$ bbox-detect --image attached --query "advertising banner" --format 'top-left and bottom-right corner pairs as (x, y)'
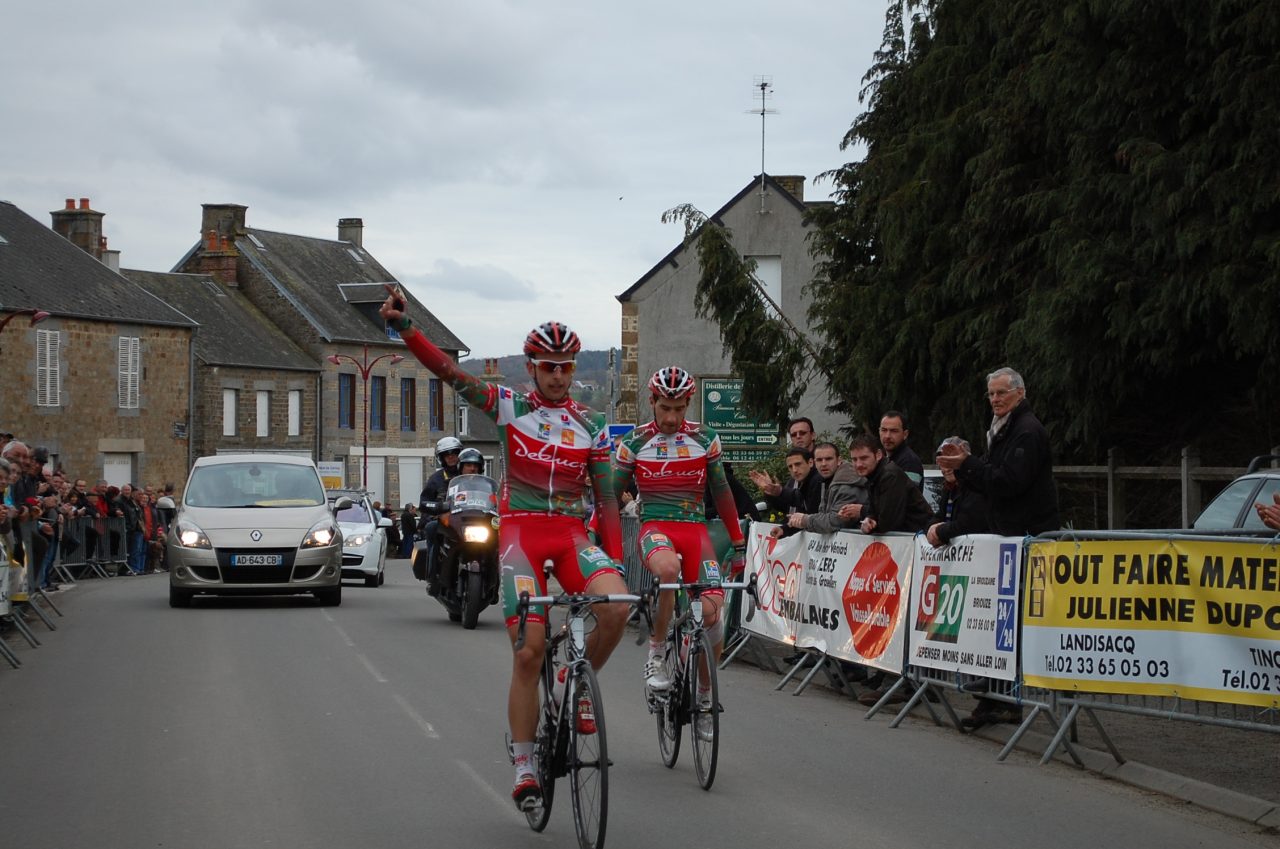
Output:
(743, 523), (916, 672)
(907, 535), (1022, 681)
(1022, 537), (1280, 708)
(317, 461), (344, 491)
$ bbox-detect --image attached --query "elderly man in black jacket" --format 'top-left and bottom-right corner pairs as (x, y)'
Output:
(936, 367), (1059, 536)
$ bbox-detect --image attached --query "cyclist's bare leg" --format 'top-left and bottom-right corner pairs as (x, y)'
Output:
(645, 548), (681, 641)
(582, 570), (629, 669)
(508, 623), (546, 742)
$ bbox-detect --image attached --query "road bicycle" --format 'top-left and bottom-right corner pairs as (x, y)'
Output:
(511, 582), (640, 849)
(638, 574), (758, 790)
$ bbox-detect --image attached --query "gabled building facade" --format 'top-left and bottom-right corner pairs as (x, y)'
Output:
(0, 199), (195, 488)
(617, 174), (842, 453)
(125, 269), (322, 462)
(173, 205), (468, 509)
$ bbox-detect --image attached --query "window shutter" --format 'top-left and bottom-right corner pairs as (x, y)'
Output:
(117, 337), (141, 408)
(129, 337), (140, 408)
(37, 330), (61, 407)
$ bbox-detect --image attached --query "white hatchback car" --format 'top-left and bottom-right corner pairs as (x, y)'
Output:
(168, 454), (348, 607)
(327, 489), (390, 587)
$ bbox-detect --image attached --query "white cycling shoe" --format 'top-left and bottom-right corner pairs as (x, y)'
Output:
(644, 655), (672, 691)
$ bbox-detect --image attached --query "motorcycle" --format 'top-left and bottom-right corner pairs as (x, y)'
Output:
(412, 474), (500, 629)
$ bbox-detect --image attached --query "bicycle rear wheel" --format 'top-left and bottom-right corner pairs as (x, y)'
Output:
(569, 664), (608, 849)
(525, 672), (560, 831)
(688, 630), (719, 790)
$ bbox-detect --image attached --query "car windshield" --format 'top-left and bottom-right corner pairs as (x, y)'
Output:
(185, 462), (325, 508)
(1193, 477), (1273, 530)
(333, 499), (373, 524)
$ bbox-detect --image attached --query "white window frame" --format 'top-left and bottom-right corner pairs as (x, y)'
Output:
(36, 329), (61, 407)
(222, 389), (238, 436)
(746, 254), (783, 318)
(256, 390), (271, 437)
(117, 336), (141, 409)
(457, 403), (470, 437)
(288, 390), (302, 436)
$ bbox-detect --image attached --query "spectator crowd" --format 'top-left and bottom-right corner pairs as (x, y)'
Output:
(0, 434), (178, 596)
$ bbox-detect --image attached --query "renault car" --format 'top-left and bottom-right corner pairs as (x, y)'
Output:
(168, 454), (349, 607)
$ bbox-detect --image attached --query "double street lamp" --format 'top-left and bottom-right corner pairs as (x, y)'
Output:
(327, 344), (404, 491)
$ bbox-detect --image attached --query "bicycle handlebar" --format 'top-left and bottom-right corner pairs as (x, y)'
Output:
(513, 590), (642, 651)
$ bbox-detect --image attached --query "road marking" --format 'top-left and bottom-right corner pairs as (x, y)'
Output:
(455, 758), (517, 815)
(332, 625), (355, 647)
(394, 693), (441, 739)
(355, 652), (387, 683)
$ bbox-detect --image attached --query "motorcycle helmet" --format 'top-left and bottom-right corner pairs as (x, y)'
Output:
(649, 366), (695, 401)
(523, 321), (581, 356)
(435, 436), (463, 462)
(457, 447), (485, 475)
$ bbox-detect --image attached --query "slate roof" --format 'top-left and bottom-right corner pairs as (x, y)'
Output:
(616, 173), (816, 303)
(175, 227), (467, 353)
(0, 201), (194, 327)
(124, 269), (319, 372)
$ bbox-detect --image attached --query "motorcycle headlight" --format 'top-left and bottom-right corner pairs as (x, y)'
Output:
(302, 520), (340, 548)
(175, 518), (211, 550)
(343, 533), (369, 549)
(463, 525), (491, 544)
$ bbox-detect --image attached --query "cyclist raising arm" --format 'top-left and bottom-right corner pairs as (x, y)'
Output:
(612, 367), (746, 694)
(379, 288), (627, 812)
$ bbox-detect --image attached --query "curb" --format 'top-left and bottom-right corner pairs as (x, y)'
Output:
(970, 722), (1280, 829)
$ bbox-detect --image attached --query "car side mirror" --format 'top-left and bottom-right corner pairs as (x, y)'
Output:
(333, 496), (353, 512)
(378, 516), (393, 528)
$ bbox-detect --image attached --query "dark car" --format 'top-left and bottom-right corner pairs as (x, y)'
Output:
(1192, 455), (1280, 533)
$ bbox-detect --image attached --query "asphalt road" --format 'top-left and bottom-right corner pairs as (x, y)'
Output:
(1, 562), (1273, 849)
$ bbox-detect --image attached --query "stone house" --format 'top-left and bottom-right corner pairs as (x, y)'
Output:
(616, 174), (841, 457)
(173, 205), (468, 509)
(0, 199), (195, 488)
(125, 269), (321, 462)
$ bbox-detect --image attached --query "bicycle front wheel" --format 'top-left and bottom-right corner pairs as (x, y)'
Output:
(656, 635), (682, 768)
(688, 630), (719, 790)
(569, 663), (608, 849)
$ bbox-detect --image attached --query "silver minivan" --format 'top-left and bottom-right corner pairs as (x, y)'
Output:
(167, 454), (349, 608)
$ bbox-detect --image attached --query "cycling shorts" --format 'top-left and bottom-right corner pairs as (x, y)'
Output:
(638, 520), (724, 599)
(500, 513), (621, 627)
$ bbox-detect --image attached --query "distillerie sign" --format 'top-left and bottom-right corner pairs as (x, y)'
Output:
(1022, 538), (1280, 708)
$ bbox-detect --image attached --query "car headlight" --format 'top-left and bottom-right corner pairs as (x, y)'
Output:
(463, 525), (491, 543)
(175, 518), (212, 550)
(343, 533), (370, 549)
(302, 520), (340, 548)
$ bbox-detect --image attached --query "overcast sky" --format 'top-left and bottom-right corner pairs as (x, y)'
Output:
(2, 1), (888, 358)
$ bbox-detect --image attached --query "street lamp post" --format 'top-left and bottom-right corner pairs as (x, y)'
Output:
(0, 308), (51, 353)
(327, 344), (405, 491)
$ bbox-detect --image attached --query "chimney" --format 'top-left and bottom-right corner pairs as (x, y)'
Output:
(50, 197), (106, 260)
(198, 229), (240, 287)
(200, 203), (248, 243)
(773, 175), (806, 202)
(483, 357), (505, 382)
(100, 236), (121, 273)
(338, 217), (364, 248)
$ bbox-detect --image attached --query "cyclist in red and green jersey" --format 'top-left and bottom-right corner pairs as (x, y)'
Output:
(379, 288), (627, 812)
(612, 366), (746, 693)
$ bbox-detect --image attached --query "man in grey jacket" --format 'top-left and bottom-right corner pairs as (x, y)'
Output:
(778, 442), (869, 536)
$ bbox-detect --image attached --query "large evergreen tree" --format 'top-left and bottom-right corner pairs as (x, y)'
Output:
(806, 0), (1280, 463)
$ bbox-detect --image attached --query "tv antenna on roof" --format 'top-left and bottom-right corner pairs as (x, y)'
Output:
(747, 76), (778, 213)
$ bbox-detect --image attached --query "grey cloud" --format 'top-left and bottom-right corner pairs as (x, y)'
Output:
(407, 258), (538, 302)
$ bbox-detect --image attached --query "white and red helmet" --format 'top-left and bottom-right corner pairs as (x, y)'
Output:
(523, 321), (581, 356)
(649, 366), (695, 401)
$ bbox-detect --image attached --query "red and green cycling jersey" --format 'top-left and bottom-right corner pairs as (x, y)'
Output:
(396, 327), (622, 561)
(611, 419), (745, 548)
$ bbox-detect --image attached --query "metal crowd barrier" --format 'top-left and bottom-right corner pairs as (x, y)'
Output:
(726, 524), (1280, 769)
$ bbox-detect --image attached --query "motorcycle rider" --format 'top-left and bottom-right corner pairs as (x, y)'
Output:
(456, 447), (485, 476)
(419, 436), (463, 593)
